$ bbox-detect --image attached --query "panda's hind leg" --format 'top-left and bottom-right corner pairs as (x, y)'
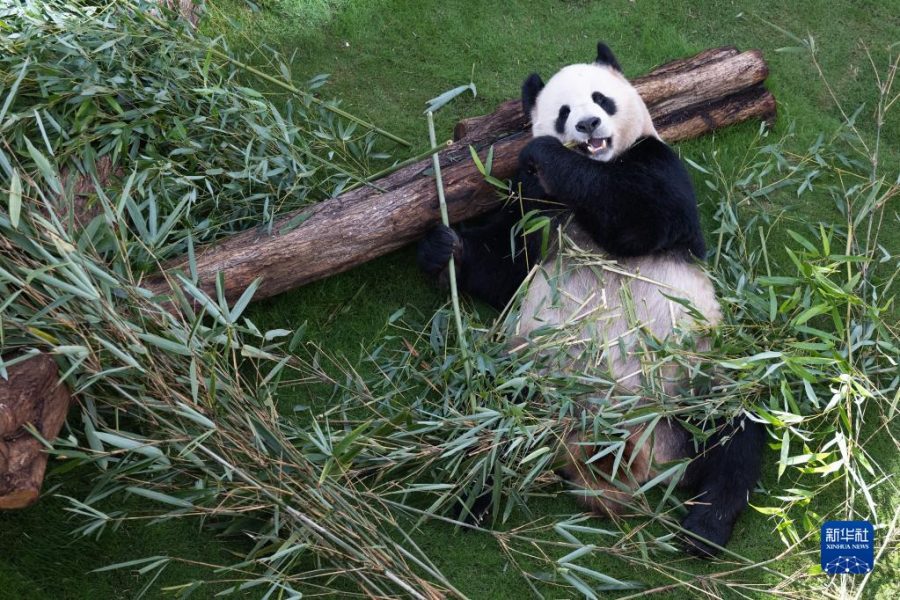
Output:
(679, 416), (766, 557)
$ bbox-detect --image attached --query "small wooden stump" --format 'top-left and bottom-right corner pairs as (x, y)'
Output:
(0, 354), (71, 509)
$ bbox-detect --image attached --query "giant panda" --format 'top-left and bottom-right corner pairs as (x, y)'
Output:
(418, 42), (765, 556)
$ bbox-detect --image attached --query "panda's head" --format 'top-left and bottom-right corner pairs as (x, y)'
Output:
(522, 43), (657, 162)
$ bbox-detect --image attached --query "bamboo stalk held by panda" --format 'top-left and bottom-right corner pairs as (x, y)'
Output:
(142, 47), (776, 306)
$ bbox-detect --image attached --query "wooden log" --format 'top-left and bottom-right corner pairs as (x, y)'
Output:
(143, 48), (776, 304)
(653, 85), (776, 141)
(640, 50), (769, 115)
(0, 354), (71, 509)
(145, 144), (505, 302)
(637, 46), (740, 77)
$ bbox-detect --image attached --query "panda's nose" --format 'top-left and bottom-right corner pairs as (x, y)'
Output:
(575, 117), (600, 134)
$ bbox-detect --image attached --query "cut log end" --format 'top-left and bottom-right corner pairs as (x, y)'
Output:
(0, 354), (71, 510)
(0, 489), (39, 511)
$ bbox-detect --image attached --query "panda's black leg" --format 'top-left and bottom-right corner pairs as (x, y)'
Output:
(418, 207), (540, 310)
(679, 417), (766, 557)
(452, 477), (495, 527)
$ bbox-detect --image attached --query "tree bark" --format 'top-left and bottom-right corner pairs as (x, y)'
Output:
(0, 354), (71, 509)
(653, 85), (775, 141)
(143, 48), (776, 305)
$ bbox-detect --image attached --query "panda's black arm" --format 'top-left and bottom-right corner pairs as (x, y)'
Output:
(418, 206), (541, 310)
(518, 136), (707, 259)
(458, 207), (540, 308)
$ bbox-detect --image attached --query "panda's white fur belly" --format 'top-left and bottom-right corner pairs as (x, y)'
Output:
(513, 223), (721, 471)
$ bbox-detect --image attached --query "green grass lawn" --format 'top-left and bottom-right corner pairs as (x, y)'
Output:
(2, 0), (898, 598)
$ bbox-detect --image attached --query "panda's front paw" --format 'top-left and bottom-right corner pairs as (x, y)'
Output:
(680, 507), (733, 558)
(519, 136), (564, 171)
(418, 224), (463, 280)
(518, 136), (565, 194)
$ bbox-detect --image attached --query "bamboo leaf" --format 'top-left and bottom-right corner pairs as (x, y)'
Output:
(229, 278), (261, 323)
(778, 429), (789, 479)
(0, 56), (28, 125)
(93, 556), (169, 573)
(423, 83), (476, 113)
(125, 487), (194, 509)
(8, 168), (21, 229)
(23, 137), (62, 194)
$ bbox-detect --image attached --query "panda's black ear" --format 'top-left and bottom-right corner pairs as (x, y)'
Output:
(595, 42), (623, 72)
(521, 73), (544, 120)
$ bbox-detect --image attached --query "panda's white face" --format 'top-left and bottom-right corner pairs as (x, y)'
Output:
(530, 63), (657, 162)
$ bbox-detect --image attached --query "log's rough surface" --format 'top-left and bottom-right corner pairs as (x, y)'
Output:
(654, 85), (776, 141)
(0, 354), (70, 509)
(144, 47), (776, 305)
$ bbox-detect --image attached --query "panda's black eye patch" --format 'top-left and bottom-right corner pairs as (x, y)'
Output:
(592, 92), (617, 115)
(554, 105), (570, 134)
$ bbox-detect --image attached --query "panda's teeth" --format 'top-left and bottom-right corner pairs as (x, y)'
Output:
(587, 137), (610, 154)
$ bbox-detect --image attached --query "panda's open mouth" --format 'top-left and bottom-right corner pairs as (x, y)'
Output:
(584, 136), (612, 155)
(574, 136), (612, 157)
